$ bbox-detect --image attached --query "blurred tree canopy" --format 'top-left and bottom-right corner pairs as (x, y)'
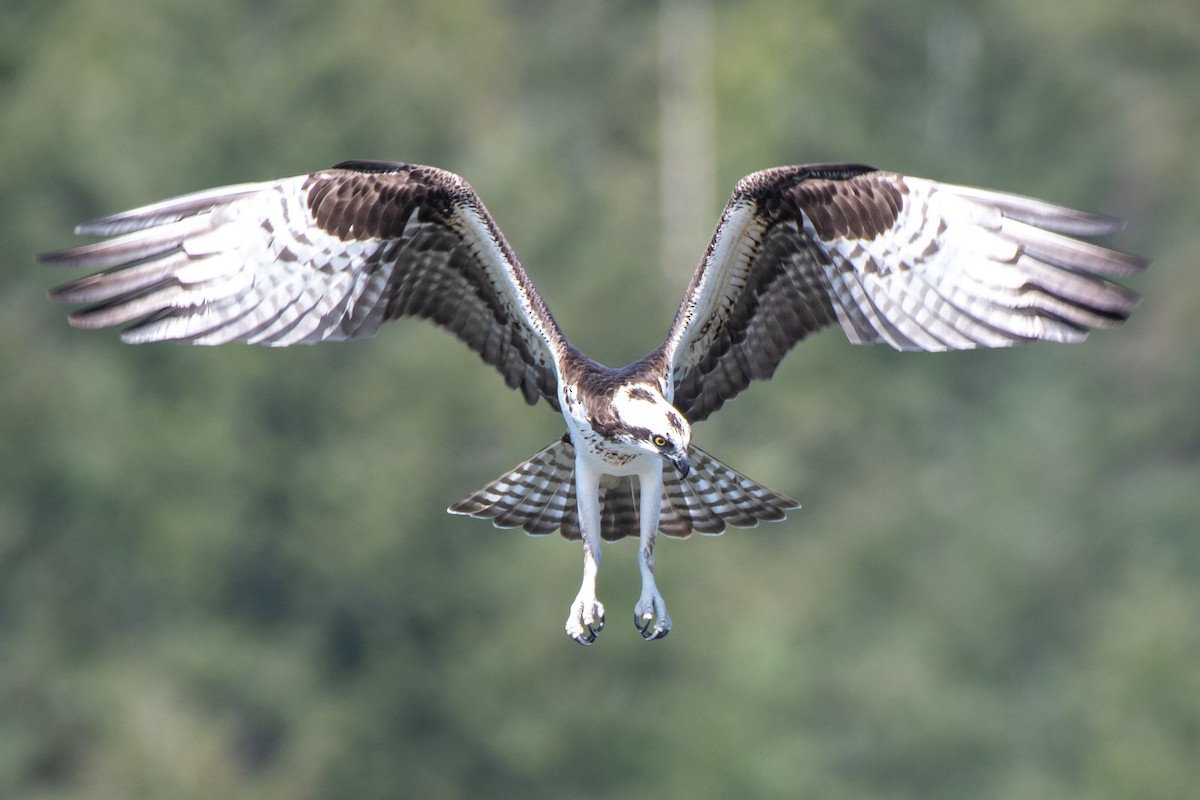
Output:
(2, 1), (1197, 798)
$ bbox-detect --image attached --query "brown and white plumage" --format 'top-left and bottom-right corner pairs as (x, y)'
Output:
(42, 159), (1147, 643)
(658, 164), (1144, 422)
(44, 161), (566, 407)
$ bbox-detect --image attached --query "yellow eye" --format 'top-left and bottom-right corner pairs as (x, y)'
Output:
(652, 435), (668, 448)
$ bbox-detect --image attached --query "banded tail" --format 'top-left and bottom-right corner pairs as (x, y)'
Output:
(448, 437), (798, 541)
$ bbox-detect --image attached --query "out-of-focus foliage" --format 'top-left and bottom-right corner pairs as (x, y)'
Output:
(2, 1), (1197, 798)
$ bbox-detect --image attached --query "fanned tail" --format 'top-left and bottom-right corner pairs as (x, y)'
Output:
(447, 438), (799, 541)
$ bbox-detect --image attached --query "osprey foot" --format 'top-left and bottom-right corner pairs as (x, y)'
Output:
(634, 589), (672, 640)
(565, 595), (606, 645)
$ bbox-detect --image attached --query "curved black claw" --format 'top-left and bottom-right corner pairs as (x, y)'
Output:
(634, 592), (672, 640)
(635, 613), (670, 640)
(570, 615), (604, 646)
(567, 602), (606, 645)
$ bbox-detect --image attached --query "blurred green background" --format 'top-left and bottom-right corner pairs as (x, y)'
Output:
(3, 1), (1197, 798)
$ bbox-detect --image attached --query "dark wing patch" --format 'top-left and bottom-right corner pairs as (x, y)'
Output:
(42, 161), (567, 409)
(307, 161), (460, 240)
(748, 163), (902, 241)
(659, 164), (1148, 423)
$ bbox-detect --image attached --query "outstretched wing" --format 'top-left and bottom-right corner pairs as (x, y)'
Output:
(42, 160), (567, 408)
(659, 164), (1149, 423)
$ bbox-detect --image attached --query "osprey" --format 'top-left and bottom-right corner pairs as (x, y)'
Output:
(42, 160), (1146, 644)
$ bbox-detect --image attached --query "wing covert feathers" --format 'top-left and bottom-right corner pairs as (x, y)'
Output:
(661, 164), (1148, 422)
(448, 439), (798, 541)
(42, 161), (565, 409)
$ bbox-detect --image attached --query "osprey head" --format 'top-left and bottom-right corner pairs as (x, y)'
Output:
(611, 383), (692, 477)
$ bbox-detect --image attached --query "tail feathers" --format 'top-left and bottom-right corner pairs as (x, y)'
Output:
(447, 438), (577, 536)
(448, 438), (799, 541)
(663, 446), (799, 536)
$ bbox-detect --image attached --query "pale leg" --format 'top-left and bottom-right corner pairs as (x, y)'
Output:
(633, 463), (672, 639)
(565, 458), (606, 644)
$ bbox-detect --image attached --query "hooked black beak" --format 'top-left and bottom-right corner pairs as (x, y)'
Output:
(666, 451), (691, 479)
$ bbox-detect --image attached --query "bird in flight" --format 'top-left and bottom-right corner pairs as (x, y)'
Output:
(42, 160), (1146, 644)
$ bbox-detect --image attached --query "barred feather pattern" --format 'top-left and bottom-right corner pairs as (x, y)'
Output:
(661, 165), (1149, 422)
(448, 438), (798, 541)
(41, 161), (566, 409)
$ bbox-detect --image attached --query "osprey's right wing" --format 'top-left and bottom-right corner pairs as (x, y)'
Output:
(42, 161), (568, 409)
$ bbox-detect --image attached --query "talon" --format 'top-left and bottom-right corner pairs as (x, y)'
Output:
(566, 596), (606, 645)
(634, 590), (672, 641)
(643, 621), (670, 640)
(640, 620), (665, 641)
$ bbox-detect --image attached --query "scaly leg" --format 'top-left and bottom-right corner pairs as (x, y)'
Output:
(565, 459), (605, 644)
(634, 463), (671, 639)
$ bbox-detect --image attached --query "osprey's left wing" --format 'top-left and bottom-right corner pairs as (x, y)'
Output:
(659, 164), (1149, 423)
(42, 161), (567, 408)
